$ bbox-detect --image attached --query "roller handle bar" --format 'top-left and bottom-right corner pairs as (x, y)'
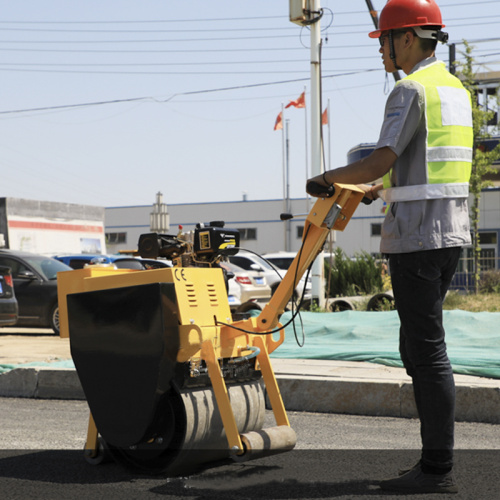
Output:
(306, 181), (372, 205)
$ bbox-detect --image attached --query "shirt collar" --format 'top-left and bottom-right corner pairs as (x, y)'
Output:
(408, 56), (440, 75)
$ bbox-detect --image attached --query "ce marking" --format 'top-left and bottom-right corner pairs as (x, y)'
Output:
(174, 268), (187, 281)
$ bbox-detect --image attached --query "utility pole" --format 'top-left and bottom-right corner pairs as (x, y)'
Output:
(309, 0), (325, 308)
(289, 0), (325, 307)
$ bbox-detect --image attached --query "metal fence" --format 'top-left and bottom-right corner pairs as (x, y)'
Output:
(450, 254), (500, 292)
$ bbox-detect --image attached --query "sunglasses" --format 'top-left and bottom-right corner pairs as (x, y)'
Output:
(379, 30), (408, 47)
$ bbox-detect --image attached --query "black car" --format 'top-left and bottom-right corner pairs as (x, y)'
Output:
(0, 265), (18, 326)
(0, 250), (72, 334)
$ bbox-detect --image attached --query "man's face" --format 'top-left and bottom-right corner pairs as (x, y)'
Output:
(378, 30), (407, 73)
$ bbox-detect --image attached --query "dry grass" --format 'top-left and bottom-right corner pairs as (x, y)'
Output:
(444, 291), (500, 312)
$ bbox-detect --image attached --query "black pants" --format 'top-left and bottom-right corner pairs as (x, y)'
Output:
(389, 247), (461, 470)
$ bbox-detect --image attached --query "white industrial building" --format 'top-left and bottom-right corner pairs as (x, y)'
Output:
(0, 197), (106, 256)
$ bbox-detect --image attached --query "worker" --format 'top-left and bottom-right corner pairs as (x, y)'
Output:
(306, 0), (472, 494)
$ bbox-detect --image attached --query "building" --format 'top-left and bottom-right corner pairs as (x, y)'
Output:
(0, 198), (106, 256)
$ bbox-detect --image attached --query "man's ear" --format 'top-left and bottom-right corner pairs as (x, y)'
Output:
(404, 31), (415, 48)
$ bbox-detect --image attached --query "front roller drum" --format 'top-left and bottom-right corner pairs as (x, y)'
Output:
(102, 379), (266, 476)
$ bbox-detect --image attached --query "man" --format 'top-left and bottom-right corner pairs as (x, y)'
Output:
(306, 0), (473, 494)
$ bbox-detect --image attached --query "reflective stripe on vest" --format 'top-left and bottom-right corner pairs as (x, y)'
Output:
(381, 61), (473, 203)
(381, 182), (469, 203)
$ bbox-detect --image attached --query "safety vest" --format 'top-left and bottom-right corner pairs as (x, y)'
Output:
(381, 61), (473, 203)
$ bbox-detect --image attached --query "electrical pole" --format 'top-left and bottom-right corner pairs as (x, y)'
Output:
(309, 0), (325, 308)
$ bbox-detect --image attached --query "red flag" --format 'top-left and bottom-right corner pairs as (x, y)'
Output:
(274, 111), (283, 131)
(285, 91), (306, 109)
(321, 108), (328, 125)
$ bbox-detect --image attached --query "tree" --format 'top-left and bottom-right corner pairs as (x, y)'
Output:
(456, 41), (500, 293)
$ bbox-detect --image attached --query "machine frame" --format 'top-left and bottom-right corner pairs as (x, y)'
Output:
(57, 183), (364, 471)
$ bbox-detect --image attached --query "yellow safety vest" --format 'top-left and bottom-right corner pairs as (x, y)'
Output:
(381, 61), (473, 203)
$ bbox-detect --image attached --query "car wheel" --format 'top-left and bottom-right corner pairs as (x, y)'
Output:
(49, 303), (60, 335)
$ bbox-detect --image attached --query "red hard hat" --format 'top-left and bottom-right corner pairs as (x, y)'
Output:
(369, 0), (445, 38)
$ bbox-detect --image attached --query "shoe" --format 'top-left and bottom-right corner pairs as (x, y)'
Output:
(398, 460), (421, 476)
(379, 464), (458, 494)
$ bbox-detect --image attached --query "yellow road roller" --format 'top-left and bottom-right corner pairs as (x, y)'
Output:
(57, 183), (366, 475)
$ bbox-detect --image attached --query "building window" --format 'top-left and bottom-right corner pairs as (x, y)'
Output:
(479, 232), (497, 245)
(297, 226), (304, 239)
(371, 223), (382, 236)
(106, 232), (127, 244)
(237, 228), (257, 240)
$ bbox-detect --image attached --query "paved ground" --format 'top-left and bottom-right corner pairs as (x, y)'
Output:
(1, 398), (500, 499)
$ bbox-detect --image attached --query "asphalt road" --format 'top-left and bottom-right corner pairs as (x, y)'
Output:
(1, 398), (499, 499)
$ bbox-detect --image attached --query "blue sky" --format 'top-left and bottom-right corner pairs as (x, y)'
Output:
(0, 0), (498, 208)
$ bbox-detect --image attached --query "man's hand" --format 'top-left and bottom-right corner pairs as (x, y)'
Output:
(306, 173), (332, 198)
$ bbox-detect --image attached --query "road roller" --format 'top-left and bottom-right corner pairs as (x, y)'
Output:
(57, 183), (365, 475)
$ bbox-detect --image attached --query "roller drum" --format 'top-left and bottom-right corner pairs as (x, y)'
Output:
(105, 380), (266, 475)
(236, 426), (297, 462)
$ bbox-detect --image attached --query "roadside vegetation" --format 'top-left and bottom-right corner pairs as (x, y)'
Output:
(443, 292), (500, 313)
(321, 250), (500, 313)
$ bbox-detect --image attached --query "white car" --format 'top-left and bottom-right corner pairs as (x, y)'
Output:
(229, 250), (311, 303)
(219, 261), (271, 313)
(262, 251), (313, 302)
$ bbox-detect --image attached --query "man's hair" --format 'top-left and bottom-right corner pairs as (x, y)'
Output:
(413, 26), (440, 52)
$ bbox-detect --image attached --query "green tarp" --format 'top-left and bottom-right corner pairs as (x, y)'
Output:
(272, 310), (500, 380)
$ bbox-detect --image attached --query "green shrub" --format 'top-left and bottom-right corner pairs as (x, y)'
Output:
(325, 248), (384, 297)
(479, 270), (500, 294)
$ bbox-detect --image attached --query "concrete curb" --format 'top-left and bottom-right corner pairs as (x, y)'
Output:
(275, 375), (500, 424)
(0, 367), (85, 400)
(1, 360), (499, 424)
(270, 359), (500, 425)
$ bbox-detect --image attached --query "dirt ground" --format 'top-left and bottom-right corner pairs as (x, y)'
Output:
(0, 327), (71, 366)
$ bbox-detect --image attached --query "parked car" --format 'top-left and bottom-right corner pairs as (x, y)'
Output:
(53, 254), (150, 270)
(0, 265), (18, 326)
(219, 261), (271, 312)
(225, 271), (242, 311)
(0, 250), (73, 334)
(139, 258), (172, 269)
(229, 250), (311, 303)
(262, 251), (313, 302)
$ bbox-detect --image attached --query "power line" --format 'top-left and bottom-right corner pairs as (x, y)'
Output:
(0, 68), (381, 116)
(0, 2), (497, 24)
(0, 23), (497, 46)
(0, 15), (497, 33)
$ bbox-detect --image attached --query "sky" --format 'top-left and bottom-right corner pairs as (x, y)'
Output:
(0, 0), (499, 209)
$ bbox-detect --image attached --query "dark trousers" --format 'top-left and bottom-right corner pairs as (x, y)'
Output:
(388, 247), (461, 470)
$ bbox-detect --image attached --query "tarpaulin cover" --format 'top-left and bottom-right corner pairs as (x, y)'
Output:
(272, 310), (500, 379)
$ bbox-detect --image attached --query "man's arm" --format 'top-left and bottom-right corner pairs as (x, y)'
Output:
(306, 147), (397, 198)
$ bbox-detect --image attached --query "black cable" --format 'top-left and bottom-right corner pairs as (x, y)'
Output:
(217, 223), (315, 342)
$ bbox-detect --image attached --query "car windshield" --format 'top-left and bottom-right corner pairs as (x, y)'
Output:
(24, 255), (72, 280)
(232, 254), (275, 272)
(266, 257), (294, 270)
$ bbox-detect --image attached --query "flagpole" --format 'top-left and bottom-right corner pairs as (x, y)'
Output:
(285, 119), (291, 251)
(281, 104), (287, 251)
(327, 98), (331, 173)
(304, 85), (309, 213)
